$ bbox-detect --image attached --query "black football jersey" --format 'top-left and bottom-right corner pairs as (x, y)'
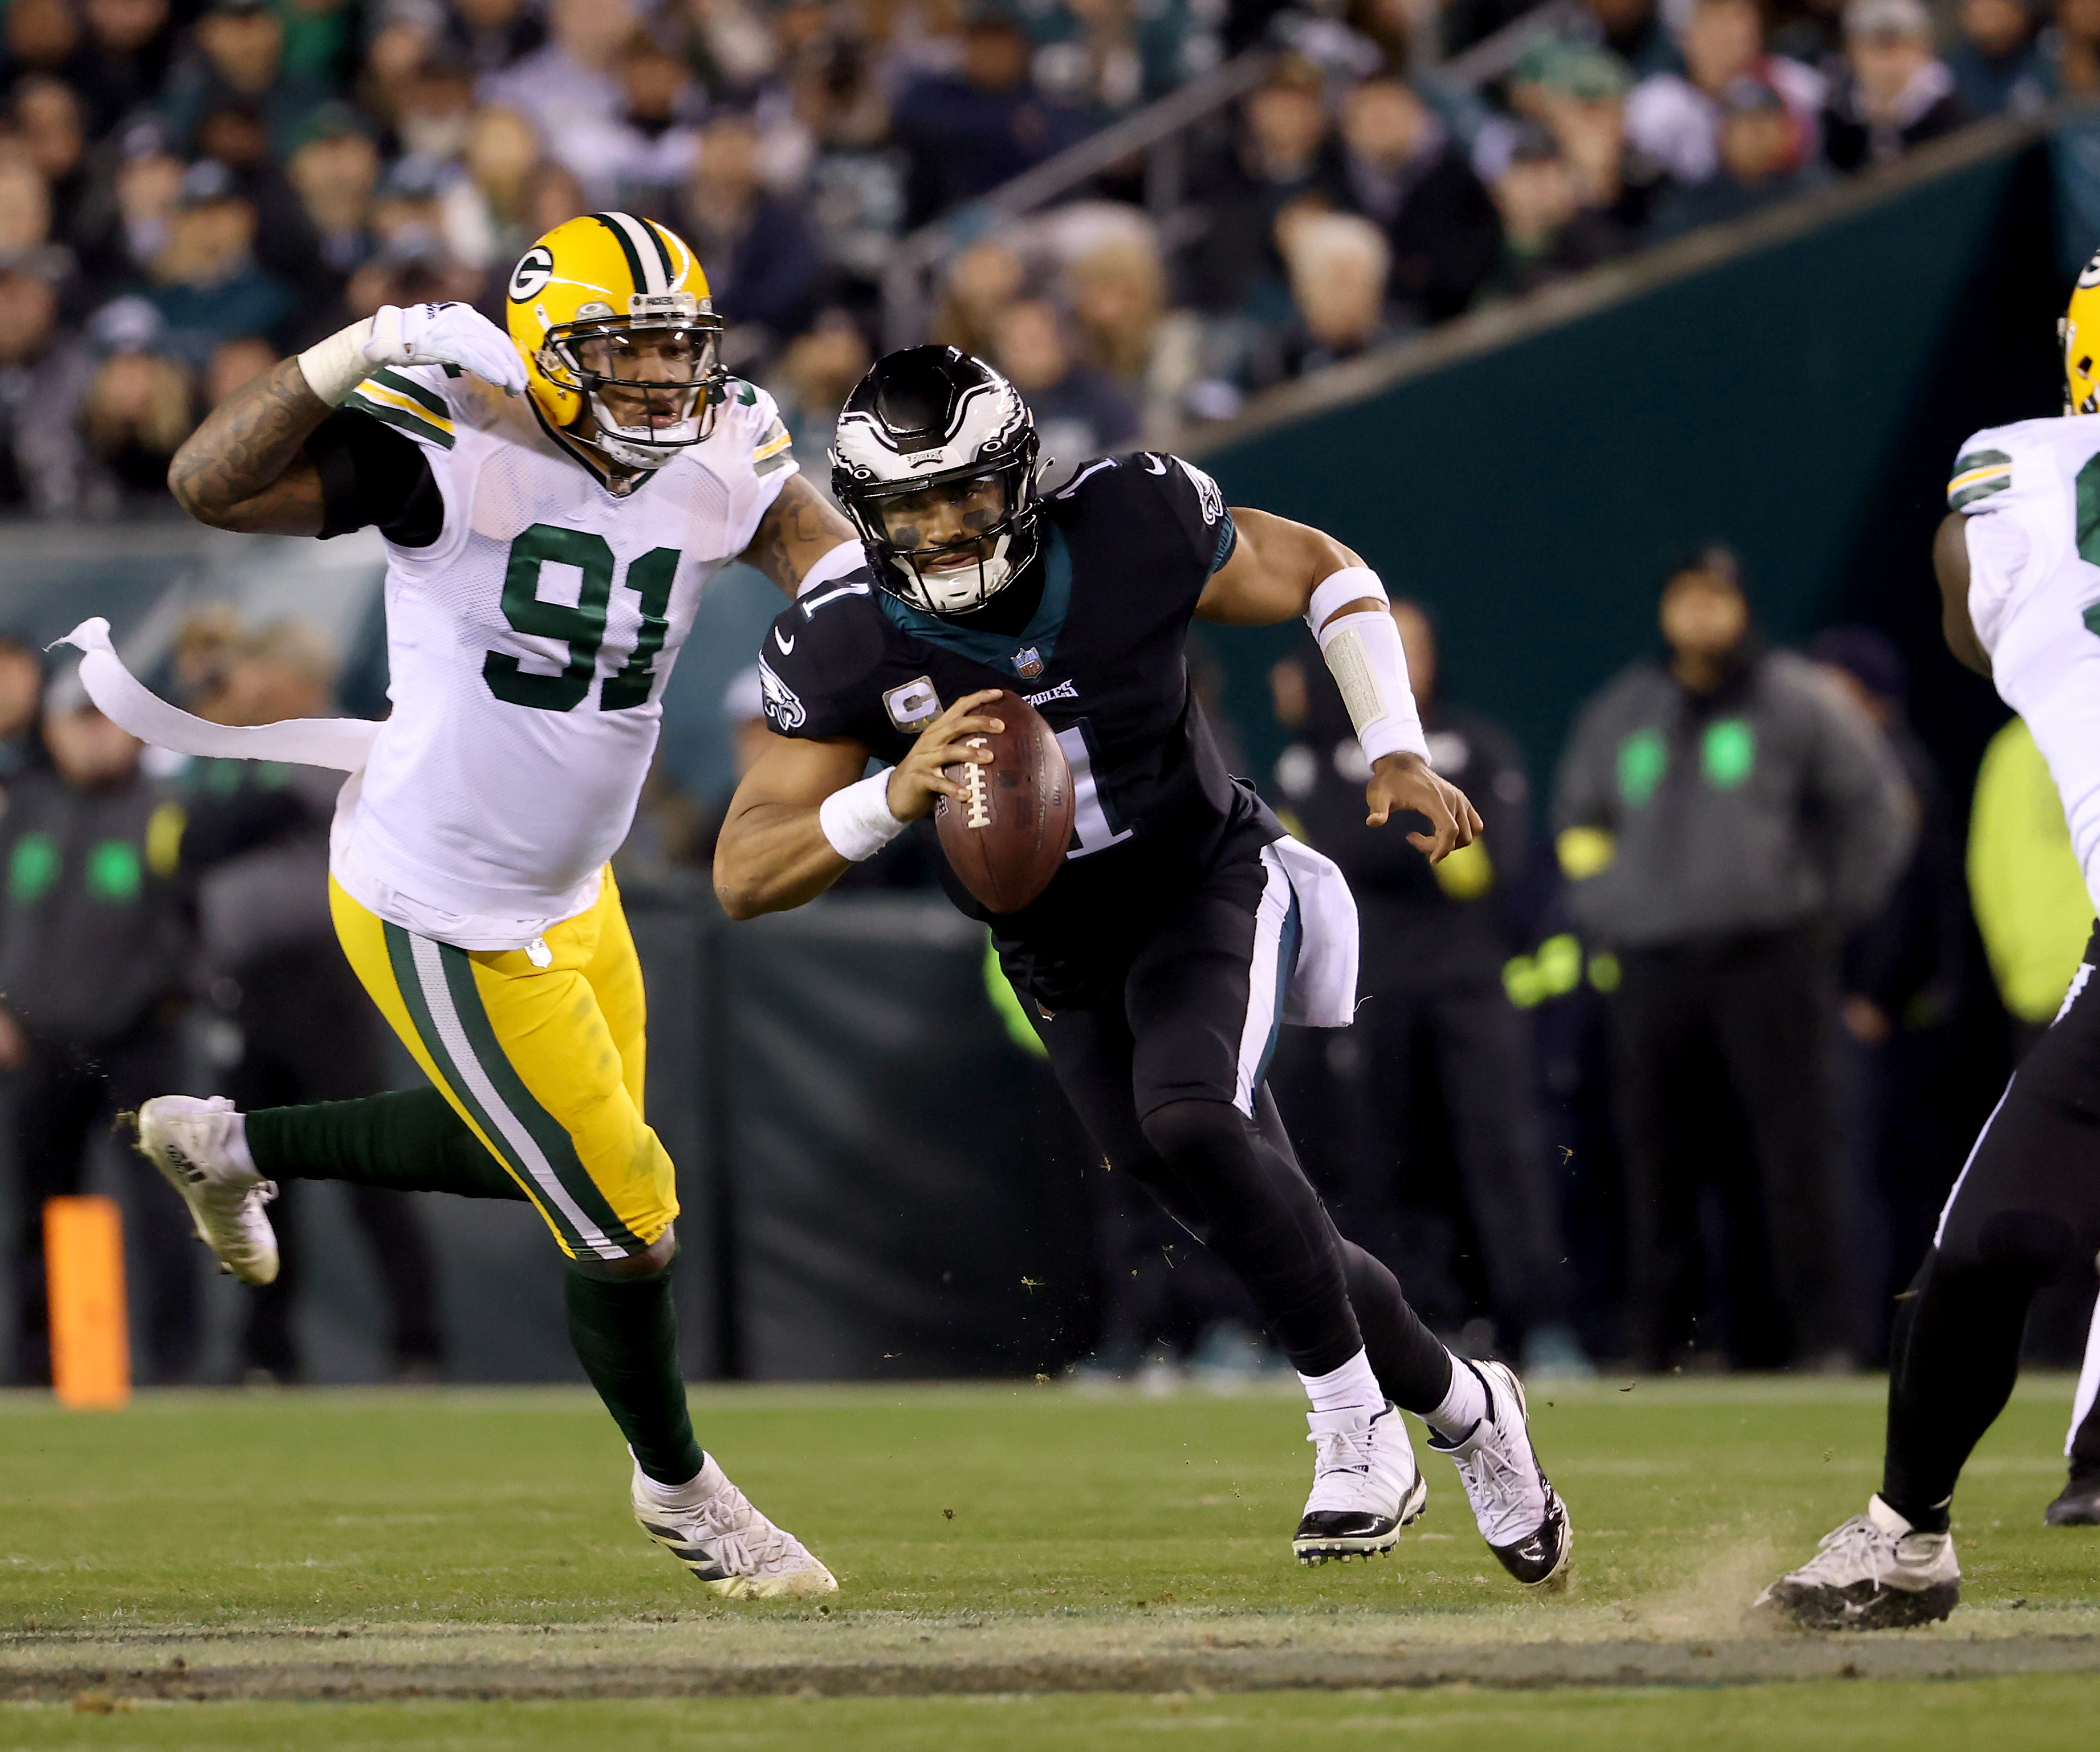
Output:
(759, 451), (1282, 1003)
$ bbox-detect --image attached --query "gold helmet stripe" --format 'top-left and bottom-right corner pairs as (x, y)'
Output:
(593, 211), (669, 296)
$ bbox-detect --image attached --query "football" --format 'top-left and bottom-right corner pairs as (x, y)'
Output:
(933, 689), (1076, 912)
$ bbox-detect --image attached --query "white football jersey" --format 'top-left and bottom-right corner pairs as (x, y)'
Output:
(332, 364), (795, 944)
(1952, 412), (2100, 915)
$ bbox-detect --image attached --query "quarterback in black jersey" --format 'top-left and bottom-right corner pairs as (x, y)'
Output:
(715, 347), (1572, 1584)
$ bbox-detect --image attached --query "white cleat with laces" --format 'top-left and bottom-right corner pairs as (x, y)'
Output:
(633, 1455), (839, 1599)
(1427, 1359), (1573, 1588)
(134, 1095), (279, 1286)
(1755, 1495), (1959, 1629)
(1292, 1402), (1428, 1564)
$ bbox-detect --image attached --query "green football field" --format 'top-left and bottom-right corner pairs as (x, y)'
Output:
(0, 1374), (2095, 1749)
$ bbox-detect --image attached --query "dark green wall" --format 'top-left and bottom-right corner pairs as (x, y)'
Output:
(1197, 135), (2062, 808)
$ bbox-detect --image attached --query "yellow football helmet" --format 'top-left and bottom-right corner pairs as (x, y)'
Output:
(2062, 246), (2100, 415)
(505, 212), (727, 470)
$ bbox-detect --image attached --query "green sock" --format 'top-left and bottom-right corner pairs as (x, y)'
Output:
(565, 1263), (703, 1486)
(245, 1087), (527, 1201)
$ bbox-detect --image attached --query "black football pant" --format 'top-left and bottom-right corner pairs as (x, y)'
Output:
(1027, 849), (1454, 1411)
(9, 1023), (198, 1385)
(217, 943), (445, 1379)
(1883, 924), (2100, 1530)
(1611, 926), (1851, 1366)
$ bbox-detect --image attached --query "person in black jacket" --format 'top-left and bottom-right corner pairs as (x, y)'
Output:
(0, 683), (197, 1385)
(1270, 601), (1585, 1371)
(1822, 0), (1971, 172)
(1325, 78), (1500, 328)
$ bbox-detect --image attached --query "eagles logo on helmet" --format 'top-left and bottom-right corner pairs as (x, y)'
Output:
(831, 346), (1044, 617)
(504, 212), (729, 472)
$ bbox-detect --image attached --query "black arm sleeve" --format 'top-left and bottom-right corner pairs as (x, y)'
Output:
(307, 409), (444, 548)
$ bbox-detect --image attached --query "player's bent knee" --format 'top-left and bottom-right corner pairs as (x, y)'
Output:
(1138, 1095), (1246, 1165)
(567, 1225), (677, 1282)
(1936, 1208), (2081, 1280)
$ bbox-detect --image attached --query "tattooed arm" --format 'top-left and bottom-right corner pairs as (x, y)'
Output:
(739, 471), (859, 598)
(166, 358), (331, 535)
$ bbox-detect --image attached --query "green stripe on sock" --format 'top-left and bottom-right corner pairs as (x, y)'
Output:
(384, 922), (586, 1253)
(433, 940), (646, 1254)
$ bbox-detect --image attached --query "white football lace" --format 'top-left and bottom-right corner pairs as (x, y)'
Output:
(690, 1490), (805, 1577)
(1452, 1412), (1545, 1546)
(1788, 1516), (1896, 1590)
(1304, 1423), (1377, 1513)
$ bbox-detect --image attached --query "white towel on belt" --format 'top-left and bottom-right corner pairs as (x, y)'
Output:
(1270, 835), (1359, 1028)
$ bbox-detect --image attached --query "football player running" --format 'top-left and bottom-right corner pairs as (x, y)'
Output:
(124, 214), (863, 1598)
(714, 345), (1574, 1586)
(1759, 254), (2100, 1628)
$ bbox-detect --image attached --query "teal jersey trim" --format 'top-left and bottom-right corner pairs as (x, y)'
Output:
(877, 524), (1074, 678)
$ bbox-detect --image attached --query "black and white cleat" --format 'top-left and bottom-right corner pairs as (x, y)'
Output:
(1756, 1496), (1959, 1629)
(1428, 1359), (1573, 1590)
(1292, 1403), (1427, 1566)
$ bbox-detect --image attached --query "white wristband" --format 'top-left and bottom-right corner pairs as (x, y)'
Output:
(1316, 606), (1430, 766)
(819, 768), (907, 861)
(796, 539), (868, 598)
(1305, 565), (1389, 634)
(297, 316), (377, 407)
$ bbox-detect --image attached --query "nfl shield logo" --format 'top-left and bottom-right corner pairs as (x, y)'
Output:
(1012, 646), (1044, 678)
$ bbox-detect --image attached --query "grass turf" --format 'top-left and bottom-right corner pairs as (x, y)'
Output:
(0, 1375), (2094, 1745)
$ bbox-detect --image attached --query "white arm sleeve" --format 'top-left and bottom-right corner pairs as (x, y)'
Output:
(1316, 606), (1430, 766)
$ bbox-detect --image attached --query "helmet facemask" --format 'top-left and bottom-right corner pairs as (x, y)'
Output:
(844, 448), (1041, 615)
(540, 291), (728, 470)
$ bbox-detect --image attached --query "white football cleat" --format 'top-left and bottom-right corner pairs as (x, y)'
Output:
(1755, 1495), (1960, 1629)
(1292, 1401), (1428, 1564)
(1427, 1359), (1572, 1588)
(134, 1095), (279, 1286)
(633, 1455), (839, 1599)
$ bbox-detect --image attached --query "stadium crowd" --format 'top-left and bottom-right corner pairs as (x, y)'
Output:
(0, 0), (2062, 515)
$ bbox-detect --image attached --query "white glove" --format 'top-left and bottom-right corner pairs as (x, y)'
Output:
(364, 303), (526, 396)
(298, 303), (526, 406)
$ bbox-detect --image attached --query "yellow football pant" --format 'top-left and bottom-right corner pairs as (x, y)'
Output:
(328, 869), (678, 1261)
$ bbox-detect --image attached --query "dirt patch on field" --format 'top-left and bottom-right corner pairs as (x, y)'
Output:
(2, 1608), (2096, 1701)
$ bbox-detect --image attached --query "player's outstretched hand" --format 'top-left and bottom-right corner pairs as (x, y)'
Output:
(884, 690), (1007, 822)
(366, 302), (527, 396)
(1366, 751), (1483, 863)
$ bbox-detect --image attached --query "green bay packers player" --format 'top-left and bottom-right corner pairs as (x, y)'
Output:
(1758, 255), (2100, 1628)
(128, 214), (858, 1597)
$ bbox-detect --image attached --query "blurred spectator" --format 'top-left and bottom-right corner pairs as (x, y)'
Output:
(1569, 0), (1677, 80)
(68, 0), (178, 140)
(1809, 625), (1965, 1358)
(990, 296), (1137, 480)
(674, 112), (823, 365)
(186, 620), (447, 1383)
(894, 11), (1089, 227)
(395, 51), (478, 166)
(71, 116), (181, 298)
(0, 635), (42, 777)
(1064, 230), (1203, 441)
(1625, 0), (1824, 190)
(934, 237), (1027, 359)
(443, 0), (547, 78)
(286, 104), (379, 281)
(1552, 550), (1911, 1369)
(1269, 602), (1586, 1374)
(0, 150), (67, 282)
(0, 267), (96, 514)
(1822, 0), (1969, 173)
(485, 0), (635, 153)
(145, 158), (295, 364)
(1948, 0), (2045, 116)
(2, 0), (80, 81)
(1484, 124), (1628, 299)
(0, 687), (197, 1386)
(770, 307), (872, 463)
(442, 105), (540, 274)
(203, 333), (276, 408)
(1649, 78), (1827, 240)
(1027, 0), (1217, 115)
(14, 76), (87, 221)
(81, 296), (194, 504)
(1504, 40), (1640, 233)
(161, 0), (328, 161)
(1326, 78), (1499, 329)
(1273, 210), (1392, 377)
(1968, 716), (2091, 1058)
(794, 36), (904, 294)
(1182, 64), (1336, 317)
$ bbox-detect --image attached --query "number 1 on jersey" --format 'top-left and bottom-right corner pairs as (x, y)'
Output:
(1056, 722), (1133, 857)
(484, 523), (678, 713)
